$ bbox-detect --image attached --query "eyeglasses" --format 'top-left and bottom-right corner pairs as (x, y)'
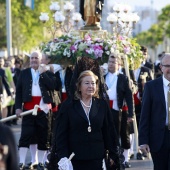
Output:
(30, 57), (39, 60)
(162, 64), (170, 68)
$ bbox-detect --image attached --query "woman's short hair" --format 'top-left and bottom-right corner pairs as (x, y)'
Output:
(75, 70), (99, 99)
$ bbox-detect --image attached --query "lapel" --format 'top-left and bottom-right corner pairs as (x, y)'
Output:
(156, 77), (166, 108)
(89, 98), (100, 120)
(117, 74), (121, 93)
(74, 100), (88, 122)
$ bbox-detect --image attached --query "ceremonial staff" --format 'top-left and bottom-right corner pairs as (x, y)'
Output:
(0, 76), (3, 119)
(0, 105), (39, 123)
(122, 55), (139, 159)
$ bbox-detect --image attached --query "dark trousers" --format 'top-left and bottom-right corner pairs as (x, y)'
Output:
(111, 109), (130, 149)
(19, 110), (48, 150)
(151, 127), (170, 170)
(72, 159), (103, 170)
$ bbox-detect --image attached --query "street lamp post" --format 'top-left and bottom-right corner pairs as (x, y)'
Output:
(6, 0), (12, 57)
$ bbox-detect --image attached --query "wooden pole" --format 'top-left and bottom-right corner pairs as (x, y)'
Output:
(0, 105), (39, 122)
(123, 55), (139, 159)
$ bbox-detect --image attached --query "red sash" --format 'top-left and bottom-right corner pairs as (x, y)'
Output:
(52, 106), (58, 112)
(134, 92), (141, 105)
(62, 92), (67, 102)
(122, 105), (128, 111)
(109, 100), (113, 108)
(24, 96), (41, 111)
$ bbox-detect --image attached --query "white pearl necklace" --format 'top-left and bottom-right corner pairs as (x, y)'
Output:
(80, 99), (92, 108)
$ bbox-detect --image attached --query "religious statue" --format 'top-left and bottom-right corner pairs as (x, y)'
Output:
(80, 0), (104, 30)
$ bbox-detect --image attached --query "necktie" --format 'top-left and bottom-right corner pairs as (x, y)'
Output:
(168, 83), (170, 129)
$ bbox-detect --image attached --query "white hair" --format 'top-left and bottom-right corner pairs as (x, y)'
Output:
(30, 51), (42, 59)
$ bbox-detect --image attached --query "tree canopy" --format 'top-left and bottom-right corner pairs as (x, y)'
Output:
(135, 4), (170, 50)
(0, 0), (52, 51)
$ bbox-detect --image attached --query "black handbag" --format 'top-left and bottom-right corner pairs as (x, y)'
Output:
(104, 147), (125, 170)
(104, 150), (111, 170)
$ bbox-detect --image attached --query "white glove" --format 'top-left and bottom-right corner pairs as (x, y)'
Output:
(58, 157), (73, 170)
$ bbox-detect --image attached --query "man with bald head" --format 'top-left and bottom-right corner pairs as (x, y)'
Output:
(139, 53), (170, 170)
(15, 51), (57, 170)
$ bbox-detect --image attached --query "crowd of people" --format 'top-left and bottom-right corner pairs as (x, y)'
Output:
(0, 46), (168, 170)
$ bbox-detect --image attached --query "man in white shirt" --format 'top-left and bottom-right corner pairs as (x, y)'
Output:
(105, 55), (134, 168)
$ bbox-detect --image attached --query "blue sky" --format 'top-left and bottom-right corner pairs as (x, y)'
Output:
(112, 0), (170, 11)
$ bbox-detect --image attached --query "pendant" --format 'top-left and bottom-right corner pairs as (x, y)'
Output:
(88, 126), (91, 132)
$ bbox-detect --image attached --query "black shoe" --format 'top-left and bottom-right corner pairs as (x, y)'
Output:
(25, 162), (38, 169)
(143, 152), (147, 157)
(44, 161), (49, 168)
(123, 162), (131, 168)
(19, 163), (25, 170)
(37, 163), (46, 170)
(137, 152), (145, 160)
(129, 153), (134, 159)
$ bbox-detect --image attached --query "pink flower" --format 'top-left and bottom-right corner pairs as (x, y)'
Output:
(84, 34), (92, 41)
(93, 45), (103, 58)
(70, 45), (77, 53)
(124, 46), (131, 54)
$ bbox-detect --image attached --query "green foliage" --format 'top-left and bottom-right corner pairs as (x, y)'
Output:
(0, 0), (52, 50)
(135, 4), (170, 50)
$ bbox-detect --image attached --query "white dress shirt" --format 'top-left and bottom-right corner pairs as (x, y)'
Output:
(31, 68), (51, 113)
(162, 75), (170, 125)
(134, 68), (141, 82)
(105, 72), (119, 111)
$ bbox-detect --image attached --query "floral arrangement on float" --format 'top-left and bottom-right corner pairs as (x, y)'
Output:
(39, 1), (142, 69)
(40, 33), (112, 65)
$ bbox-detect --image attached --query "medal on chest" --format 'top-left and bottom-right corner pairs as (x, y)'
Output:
(88, 126), (91, 133)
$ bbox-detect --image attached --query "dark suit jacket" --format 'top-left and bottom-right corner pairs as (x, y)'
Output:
(15, 68), (57, 109)
(0, 123), (18, 170)
(0, 68), (11, 95)
(137, 66), (153, 99)
(55, 98), (115, 160)
(144, 61), (154, 72)
(139, 77), (166, 152)
(105, 73), (134, 118)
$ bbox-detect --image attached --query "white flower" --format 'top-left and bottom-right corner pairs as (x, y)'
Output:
(113, 3), (123, 12)
(49, 2), (60, 12)
(63, 48), (67, 56)
(106, 51), (110, 55)
(54, 11), (65, 22)
(107, 13), (117, 23)
(67, 51), (71, 57)
(39, 12), (49, 22)
(86, 48), (94, 54)
(46, 52), (50, 55)
(64, 1), (74, 11)
(72, 12), (82, 22)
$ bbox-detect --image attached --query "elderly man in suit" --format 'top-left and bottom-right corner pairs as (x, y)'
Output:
(139, 53), (170, 170)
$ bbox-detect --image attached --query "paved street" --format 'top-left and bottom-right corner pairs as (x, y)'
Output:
(11, 120), (153, 170)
